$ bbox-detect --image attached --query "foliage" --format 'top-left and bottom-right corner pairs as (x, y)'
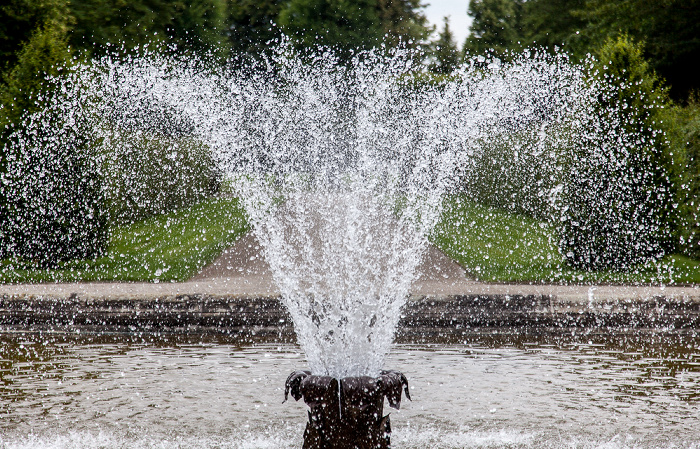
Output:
(460, 127), (563, 221)
(1, 108), (107, 267)
(557, 36), (677, 270)
(68, 0), (229, 57)
(227, 0), (284, 56)
(0, 0), (69, 74)
(428, 17), (459, 74)
(229, 0), (431, 57)
(674, 96), (700, 259)
(0, 9), (72, 128)
(278, 0), (384, 57)
(0, 197), (249, 283)
(464, 0), (523, 57)
(580, 0), (700, 100)
(376, 0), (432, 48)
(0, 14), (77, 261)
(102, 132), (221, 225)
(0, 2), (225, 263)
(521, 0), (588, 55)
(465, 0), (700, 99)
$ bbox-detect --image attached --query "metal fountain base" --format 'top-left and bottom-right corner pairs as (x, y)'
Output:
(285, 370), (410, 449)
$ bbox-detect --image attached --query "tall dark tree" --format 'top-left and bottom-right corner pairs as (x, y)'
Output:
(463, 0), (523, 57)
(228, 0), (284, 55)
(68, 0), (229, 56)
(521, 0), (588, 55)
(277, 0), (432, 56)
(376, 0), (432, 48)
(581, 0), (700, 99)
(277, 0), (384, 56)
(429, 17), (459, 74)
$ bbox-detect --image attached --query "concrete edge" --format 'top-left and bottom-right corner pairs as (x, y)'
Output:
(2, 292), (700, 334)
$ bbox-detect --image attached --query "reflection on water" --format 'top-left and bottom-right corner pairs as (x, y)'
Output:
(1, 332), (699, 448)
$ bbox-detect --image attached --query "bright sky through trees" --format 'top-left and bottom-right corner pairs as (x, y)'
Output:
(424, 0), (472, 45)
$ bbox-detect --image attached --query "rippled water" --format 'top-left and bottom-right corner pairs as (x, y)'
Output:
(1, 332), (699, 448)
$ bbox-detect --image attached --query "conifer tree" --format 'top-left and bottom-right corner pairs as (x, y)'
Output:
(464, 0), (523, 57)
(429, 17), (459, 74)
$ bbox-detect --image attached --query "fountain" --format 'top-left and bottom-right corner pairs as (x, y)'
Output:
(0, 42), (679, 447)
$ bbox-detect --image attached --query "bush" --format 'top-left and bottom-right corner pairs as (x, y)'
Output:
(102, 131), (220, 225)
(1, 111), (108, 267)
(461, 125), (566, 221)
(556, 35), (677, 270)
(1, 37), (220, 264)
(0, 17), (93, 265)
(676, 96), (700, 259)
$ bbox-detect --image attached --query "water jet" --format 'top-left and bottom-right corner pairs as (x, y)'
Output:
(0, 42), (684, 447)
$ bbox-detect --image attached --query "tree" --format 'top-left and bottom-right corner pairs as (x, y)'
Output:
(278, 0), (384, 57)
(676, 96), (700, 258)
(580, 0), (700, 100)
(521, 0), (588, 55)
(0, 16), (109, 264)
(557, 35), (678, 270)
(376, 0), (432, 48)
(0, 1), (72, 77)
(228, 0), (285, 55)
(464, 0), (523, 57)
(429, 17), (459, 74)
(170, 0), (229, 56)
(68, 0), (229, 57)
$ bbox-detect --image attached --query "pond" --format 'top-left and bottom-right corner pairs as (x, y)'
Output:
(1, 332), (699, 448)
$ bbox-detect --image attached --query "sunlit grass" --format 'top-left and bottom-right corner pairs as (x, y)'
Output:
(2, 195), (697, 285)
(431, 196), (700, 285)
(0, 197), (249, 283)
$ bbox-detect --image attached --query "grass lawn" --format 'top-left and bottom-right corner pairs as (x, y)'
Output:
(2, 195), (697, 285)
(431, 196), (700, 285)
(0, 197), (249, 283)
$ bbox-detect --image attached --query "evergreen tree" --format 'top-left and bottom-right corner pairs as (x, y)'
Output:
(580, 0), (700, 99)
(228, 0), (285, 55)
(429, 17), (459, 74)
(521, 0), (587, 55)
(464, 0), (523, 57)
(68, 0), (229, 56)
(277, 0), (384, 56)
(0, 13), (109, 263)
(376, 0), (432, 48)
(277, 0), (432, 56)
(558, 35), (677, 269)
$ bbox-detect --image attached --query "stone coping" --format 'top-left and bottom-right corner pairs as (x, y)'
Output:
(1, 231), (698, 333)
(2, 289), (700, 334)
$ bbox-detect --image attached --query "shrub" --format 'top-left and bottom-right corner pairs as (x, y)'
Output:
(1, 111), (108, 267)
(676, 96), (700, 259)
(556, 35), (677, 270)
(461, 125), (566, 221)
(102, 130), (220, 225)
(0, 17), (97, 265)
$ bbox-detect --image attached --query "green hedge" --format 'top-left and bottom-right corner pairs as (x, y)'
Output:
(676, 97), (700, 259)
(102, 131), (220, 225)
(556, 35), (677, 270)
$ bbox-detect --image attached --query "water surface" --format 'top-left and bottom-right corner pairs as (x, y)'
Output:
(1, 332), (698, 448)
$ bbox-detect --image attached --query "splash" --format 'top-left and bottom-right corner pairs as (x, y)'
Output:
(1, 43), (668, 377)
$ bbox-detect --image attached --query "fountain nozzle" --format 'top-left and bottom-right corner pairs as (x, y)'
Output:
(285, 370), (410, 449)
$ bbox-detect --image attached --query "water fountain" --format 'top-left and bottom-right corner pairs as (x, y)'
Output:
(0, 42), (681, 448)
